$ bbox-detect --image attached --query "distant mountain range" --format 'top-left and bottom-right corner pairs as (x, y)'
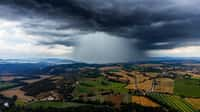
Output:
(1, 57), (200, 75)
(0, 58), (78, 75)
(2, 57), (200, 65)
(0, 58), (77, 65)
(148, 57), (200, 63)
(150, 57), (200, 61)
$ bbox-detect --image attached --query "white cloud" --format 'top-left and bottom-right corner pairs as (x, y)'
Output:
(153, 42), (170, 46)
(169, 0), (200, 13)
(148, 46), (200, 57)
(0, 19), (73, 58)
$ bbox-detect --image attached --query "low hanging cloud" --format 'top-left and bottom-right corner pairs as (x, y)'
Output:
(0, 19), (73, 58)
(0, 0), (200, 62)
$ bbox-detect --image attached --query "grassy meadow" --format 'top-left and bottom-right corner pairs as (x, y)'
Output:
(174, 79), (200, 97)
(73, 76), (128, 97)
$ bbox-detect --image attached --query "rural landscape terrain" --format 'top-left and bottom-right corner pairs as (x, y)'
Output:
(1, 0), (200, 112)
(0, 58), (200, 112)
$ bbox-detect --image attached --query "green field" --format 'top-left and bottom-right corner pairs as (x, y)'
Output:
(27, 102), (87, 109)
(174, 79), (200, 97)
(0, 82), (16, 90)
(148, 93), (197, 112)
(15, 100), (26, 106)
(73, 76), (128, 97)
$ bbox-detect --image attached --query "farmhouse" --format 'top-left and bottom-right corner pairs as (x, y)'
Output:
(0, 95), (14, 110)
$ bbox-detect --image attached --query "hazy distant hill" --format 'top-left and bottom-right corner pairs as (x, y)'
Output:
(0, 58), (76, 64)
(1, 57), (200, 75)
(0, 58), (77, 75)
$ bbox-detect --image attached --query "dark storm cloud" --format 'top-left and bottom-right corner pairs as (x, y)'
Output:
(0, 0), (200, 50)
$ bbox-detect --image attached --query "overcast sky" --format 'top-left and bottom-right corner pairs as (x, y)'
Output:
(0, 0), (200, 63)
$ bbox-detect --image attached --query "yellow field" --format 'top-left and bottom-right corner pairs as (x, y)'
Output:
(191, 74), (200, 79)
(138, 80), (152, 91)
(126, 80), (152, 91)
(146, 72), (159, 78)
(106, 70), (174, 94)
(125, 71), (154, 91)
(126, 84), (136, 90)
(154, 78), (174, 94)
(132, 96), (159, 107)
(186, 73), (200, 79)
(22, 75), (51, 84)
(139, 64), (163, 67)
(185, 98), (200, 110)
(99, 66), (121, 71)
(126, 78), (174, 94)
(104, 95), (123, 108)
(0, 87), (34, 102)
(173, 71), (200, 79)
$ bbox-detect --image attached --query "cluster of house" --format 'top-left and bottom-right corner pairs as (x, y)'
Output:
(36, 91), (63, 101)
(0, 95), (14, 111)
